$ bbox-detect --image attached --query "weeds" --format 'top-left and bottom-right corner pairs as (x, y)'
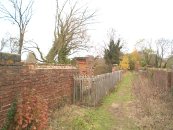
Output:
(14, 88), (48, 130)
(133, 72), (173, 130)
(1, 100), (17, 130)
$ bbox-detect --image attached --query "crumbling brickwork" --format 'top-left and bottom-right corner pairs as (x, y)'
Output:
(75, 56), (94, 76)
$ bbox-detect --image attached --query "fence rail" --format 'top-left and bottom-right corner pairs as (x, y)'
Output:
(73, 71), (122, 106)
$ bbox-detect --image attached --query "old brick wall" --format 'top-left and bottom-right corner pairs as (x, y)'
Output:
(75, 56), (94, 76)
(0, 63), (78, 128)
(146, 68), (172, 90)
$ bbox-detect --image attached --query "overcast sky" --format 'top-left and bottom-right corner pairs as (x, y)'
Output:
(0, 0), (173, 58)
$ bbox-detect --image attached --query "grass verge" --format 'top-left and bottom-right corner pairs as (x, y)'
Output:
(49, 72), (136, 130)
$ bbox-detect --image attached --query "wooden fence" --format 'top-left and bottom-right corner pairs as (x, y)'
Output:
(73, 71), (122, 106)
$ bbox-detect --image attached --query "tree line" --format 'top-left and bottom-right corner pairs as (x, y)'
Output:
(105, 36), (173, 70)
(0, 0), (95, 64)
(0, 0), (172, 69)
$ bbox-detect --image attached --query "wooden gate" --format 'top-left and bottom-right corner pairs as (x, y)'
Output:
(73, 71), (122, 106)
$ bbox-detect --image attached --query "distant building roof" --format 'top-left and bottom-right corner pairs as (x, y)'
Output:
(74, 56), (94, 60)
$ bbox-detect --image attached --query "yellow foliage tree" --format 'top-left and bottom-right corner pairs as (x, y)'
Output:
(129, 49), (141, 70)
(131, 49), (140, 62)
(120, 55), (129, 70)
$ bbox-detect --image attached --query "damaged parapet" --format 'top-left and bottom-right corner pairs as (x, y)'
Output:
(0, 52), (21, 65)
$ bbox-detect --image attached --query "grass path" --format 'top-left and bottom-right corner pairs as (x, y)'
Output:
(49, 72), (139, 130)
(107, 72), (139, 130)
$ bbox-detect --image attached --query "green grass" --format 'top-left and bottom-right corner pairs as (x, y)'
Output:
(103, 72), (134, 105)
(71, 108), (112, 130)
(71, 72), (136, 130)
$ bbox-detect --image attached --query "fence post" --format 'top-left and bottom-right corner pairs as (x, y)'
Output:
(73, 76), (76, 104)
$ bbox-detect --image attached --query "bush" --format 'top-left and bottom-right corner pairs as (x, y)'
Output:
(94, 65), (111, 75)
(119, 55), (129, 70)
(14, 88), (48, 130)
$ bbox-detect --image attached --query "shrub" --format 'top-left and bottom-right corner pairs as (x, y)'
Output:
(14, 88), (48, 130)
(119, 55), (129, 70)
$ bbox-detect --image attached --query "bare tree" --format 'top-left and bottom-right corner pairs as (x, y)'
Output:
(22, 41), (47, 63)
(107, 28), (119, 42)
(0, 0), (34, 55)
(156, 38), (171, 68)
(135, 39), (154, 66)
(0, 36), (19, 53)
(46, 0), (95, 63)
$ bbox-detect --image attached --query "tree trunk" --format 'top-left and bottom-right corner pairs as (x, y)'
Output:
(155, 55), (158, 68)
(18, 32), (24, 55)
(46, 38), (63, 63)
(46, 45), (58, 63)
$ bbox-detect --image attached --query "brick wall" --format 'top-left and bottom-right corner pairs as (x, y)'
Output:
(146, 68), (172, 90)
(75, 56), (94, 76)
(0, 63), (78, 128)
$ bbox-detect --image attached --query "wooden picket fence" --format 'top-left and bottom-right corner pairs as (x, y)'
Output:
(73, 71), (122, 107)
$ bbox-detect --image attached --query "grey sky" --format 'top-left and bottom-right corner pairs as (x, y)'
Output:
(0, 0), (173, 58)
